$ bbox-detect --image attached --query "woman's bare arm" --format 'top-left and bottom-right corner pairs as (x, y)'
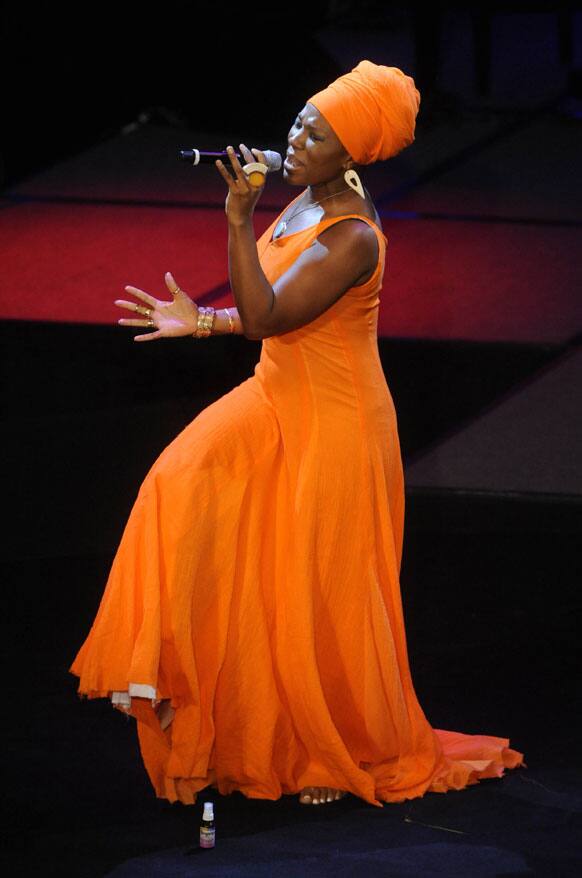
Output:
(216, 144), (378, 340)
(212, 307), (245, 335)
(244, 221), (378, 339)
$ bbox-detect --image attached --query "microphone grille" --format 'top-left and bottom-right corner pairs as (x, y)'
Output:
(263, 150), (282, 172)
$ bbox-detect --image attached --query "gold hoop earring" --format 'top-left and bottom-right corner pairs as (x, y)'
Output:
(344, 168), (365, 199)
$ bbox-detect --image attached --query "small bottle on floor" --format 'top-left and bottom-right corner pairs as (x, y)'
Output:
(199, 801), (216, 849)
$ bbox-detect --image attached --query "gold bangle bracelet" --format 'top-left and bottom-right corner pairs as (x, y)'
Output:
(224, 308), (235, 334)
(192, 306), (216, 338)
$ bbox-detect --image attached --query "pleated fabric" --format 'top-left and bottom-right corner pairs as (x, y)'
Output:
(69, 192), (526, 806)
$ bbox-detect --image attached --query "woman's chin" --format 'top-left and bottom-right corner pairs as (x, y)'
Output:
(282, 167), (304, 185)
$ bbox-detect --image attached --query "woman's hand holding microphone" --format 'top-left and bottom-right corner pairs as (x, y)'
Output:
(215, 143), (268, 225)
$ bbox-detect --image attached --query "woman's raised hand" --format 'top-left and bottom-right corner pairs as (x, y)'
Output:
(215, 143), (267, 225)
(115, 272), (199, 341)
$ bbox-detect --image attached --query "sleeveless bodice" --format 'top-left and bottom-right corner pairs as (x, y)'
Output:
(252, 192), (394, 492)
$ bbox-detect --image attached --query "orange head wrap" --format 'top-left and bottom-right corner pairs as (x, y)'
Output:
(307, 59), (421, 165)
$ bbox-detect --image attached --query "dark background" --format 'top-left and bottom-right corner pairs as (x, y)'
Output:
(0, 1), (342, 185)
(2, 3), (582, 876)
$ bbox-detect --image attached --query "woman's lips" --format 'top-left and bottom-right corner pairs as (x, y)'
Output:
(284, 154), (303, 170)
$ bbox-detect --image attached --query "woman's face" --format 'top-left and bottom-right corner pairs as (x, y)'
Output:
(283, 102), (352, 186)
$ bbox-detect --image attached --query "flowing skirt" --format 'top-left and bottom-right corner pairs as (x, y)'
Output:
(69, 374), (525, 806)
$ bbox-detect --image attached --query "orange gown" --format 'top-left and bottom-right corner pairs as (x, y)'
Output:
(69, 193), (525, 807)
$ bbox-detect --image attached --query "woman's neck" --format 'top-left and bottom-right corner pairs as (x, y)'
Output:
(306, 175), (350, 205)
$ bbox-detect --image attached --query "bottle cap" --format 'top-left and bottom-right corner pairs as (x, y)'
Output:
(202, 801), (214, 820)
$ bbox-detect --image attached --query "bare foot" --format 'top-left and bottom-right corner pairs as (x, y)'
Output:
(155, 699), (175, 730)
(299, 786), (346, 805)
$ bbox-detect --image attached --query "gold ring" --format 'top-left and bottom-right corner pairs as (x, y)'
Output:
(147, 319), (155, 327)
(145, 308), (153, 318)
(173, 286), (181, 297)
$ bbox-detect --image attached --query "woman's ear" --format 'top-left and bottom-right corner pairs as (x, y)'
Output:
(343, 156), (359, 174)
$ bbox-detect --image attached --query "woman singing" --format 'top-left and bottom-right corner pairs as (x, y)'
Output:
(70, 60), (525, 808)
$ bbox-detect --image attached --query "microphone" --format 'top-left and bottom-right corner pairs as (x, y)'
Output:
(178, 148), (282, 172)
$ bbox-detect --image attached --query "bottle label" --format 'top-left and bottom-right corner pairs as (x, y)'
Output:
(200, 826), (216, 848)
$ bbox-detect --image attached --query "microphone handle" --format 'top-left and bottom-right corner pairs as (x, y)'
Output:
(179, 149), (247, 165)
(178, 148), (281, 172)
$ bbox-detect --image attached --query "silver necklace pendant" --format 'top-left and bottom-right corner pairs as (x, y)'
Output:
(273, 220), (287, 240)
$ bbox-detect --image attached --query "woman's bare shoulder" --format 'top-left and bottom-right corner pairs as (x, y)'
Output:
(323, 189), (381, 228)
(315, 214), (379, 279)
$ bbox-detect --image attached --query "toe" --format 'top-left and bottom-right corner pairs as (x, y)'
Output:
(299, 785), (346, 805)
